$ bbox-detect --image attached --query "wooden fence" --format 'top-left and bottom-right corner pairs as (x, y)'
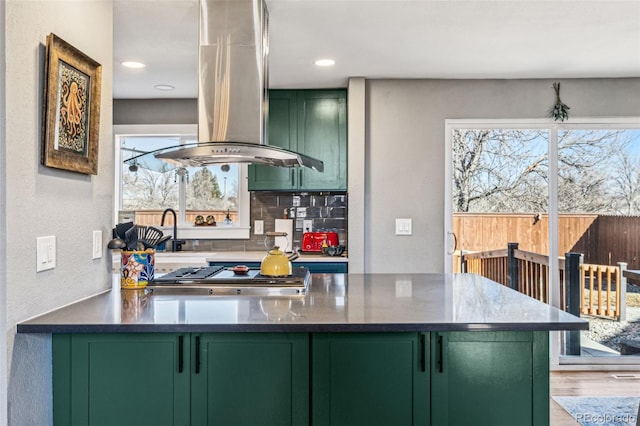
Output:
(127, 210), (239, 227)
(457, 244), (626, 321)
(453, 213), (640, 270)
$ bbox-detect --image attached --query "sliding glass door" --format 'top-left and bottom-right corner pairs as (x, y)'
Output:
(446, 119), (640, 364)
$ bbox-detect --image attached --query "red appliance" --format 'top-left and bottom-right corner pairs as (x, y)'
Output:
(302, 232), (339, 252)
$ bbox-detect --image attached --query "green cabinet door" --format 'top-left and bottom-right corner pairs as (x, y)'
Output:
(297, 90), (347, 191)
(248, 90), (297, 191)
(191, 332), (309, 426)
(248, 89), (347, 191)
(430, 331), (549, 426)
(53, 333), (190, 426)
(312, 332), (429, 426)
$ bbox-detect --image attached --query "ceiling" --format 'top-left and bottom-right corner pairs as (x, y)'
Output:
(113, 0), (640, 99)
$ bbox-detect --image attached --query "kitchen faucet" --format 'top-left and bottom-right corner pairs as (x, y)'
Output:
(161, 208), (185, 252)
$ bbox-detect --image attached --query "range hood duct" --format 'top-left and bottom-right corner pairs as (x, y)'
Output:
(154, 0), (324, 171)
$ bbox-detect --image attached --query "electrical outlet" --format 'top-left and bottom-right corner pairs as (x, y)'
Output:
(36, 236), (56, 272)
(254, 220), (264, 235)
(303, 220), (313, 232)
(92, 230), (102, 259)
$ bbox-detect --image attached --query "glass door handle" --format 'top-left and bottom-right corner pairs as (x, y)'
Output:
(446, 231), (457, 255)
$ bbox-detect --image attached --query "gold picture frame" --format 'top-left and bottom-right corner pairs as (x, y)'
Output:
(42, 33), (102, 174)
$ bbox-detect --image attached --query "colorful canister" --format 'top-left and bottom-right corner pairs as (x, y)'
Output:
(120, 250), (155, 289)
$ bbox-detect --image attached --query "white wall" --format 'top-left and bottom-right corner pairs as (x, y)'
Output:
(4, 1), (113, 424)
(0, 0), (7, 424)
(361, 78), (640, 273)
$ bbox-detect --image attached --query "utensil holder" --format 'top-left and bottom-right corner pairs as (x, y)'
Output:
(120, 250), (155, 289)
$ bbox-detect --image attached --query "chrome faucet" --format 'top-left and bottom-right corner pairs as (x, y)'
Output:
(161, 208), (185, 252)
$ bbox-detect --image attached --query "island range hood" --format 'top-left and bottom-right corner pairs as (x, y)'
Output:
(148, 0), (324, 171)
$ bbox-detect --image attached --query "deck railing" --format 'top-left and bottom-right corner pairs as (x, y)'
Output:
(456, 244), (627, 321)
(581, 263), (625, 319)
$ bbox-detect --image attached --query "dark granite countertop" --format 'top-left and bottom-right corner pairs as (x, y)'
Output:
(17, 273), (588, 333)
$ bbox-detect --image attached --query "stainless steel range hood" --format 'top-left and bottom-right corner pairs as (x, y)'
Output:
(152, 0), (323, 171)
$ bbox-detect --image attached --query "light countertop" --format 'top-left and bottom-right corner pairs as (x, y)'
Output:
(18, 273), (587, 333)
(112, 251), (347, 272)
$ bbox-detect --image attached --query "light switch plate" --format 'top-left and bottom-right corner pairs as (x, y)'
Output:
(36, 236), (56, 272)
(254, 220), (264, 235)
(303, 219), (313, 232)
(395, 218), (412, 235)
(92, 230), (102, 259)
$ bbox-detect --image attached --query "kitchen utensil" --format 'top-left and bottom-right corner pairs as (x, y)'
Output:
(260, 246), (299, 277)
(107, 237), (126, 249)
(140, 226), (163, 248)
(137, 225), (148, 240)
(302, 232), (339, 252)
(153, 235), (172, 250)
(124, 225), (138, 251)
(115, 221), (134, 239)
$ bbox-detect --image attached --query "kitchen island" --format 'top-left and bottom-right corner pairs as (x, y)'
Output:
(18, 273), (586, 426)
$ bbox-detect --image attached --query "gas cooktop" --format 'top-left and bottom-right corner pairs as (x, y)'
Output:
(146, 266), (311, 296)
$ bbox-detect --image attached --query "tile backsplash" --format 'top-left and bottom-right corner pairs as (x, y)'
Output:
(181, 192), (348, 252)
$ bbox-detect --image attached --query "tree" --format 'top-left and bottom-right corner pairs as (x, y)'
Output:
(557, 130), (624, 214)
(121, 163), (177, 210)
(452, 129), (548, 213)
(610, 145), (640, 215)
(187, 167), (223, 209)
(452, 128), (629, 214)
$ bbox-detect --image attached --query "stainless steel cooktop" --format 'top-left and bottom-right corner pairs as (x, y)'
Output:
(146, 266), (311, 296)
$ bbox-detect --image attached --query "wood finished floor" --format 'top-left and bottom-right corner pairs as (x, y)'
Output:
(550, 370), (640, 425)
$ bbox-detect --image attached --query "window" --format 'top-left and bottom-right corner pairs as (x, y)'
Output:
(114, 125), (250, 239)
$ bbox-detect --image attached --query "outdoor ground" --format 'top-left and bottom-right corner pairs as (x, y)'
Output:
(585, 285), (640, 353)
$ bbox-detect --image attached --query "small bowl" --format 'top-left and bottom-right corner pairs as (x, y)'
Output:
(231, 265), (250, 275)
(325, 245), (345, 256)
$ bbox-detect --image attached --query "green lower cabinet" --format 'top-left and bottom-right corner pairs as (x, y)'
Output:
(53, 333), (190, 426)
(53, 333), (308, 426)
(312, 332), (430, 426)
(430, 331), (549, 426)
(52, 331), (550, 426)
(191, 333), (309, 426)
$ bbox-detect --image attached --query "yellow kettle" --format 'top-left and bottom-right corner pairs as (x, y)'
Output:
(260, 246), (299, 277)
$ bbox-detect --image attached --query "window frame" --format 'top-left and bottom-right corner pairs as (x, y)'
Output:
(114, 124), (250, 239)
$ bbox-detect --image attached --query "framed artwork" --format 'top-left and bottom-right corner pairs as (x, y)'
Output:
(42, 33), (102, 174)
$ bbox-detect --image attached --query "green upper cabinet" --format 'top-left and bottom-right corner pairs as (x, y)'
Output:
(249, 89), (347, 191)
(248, 91), (298, 190)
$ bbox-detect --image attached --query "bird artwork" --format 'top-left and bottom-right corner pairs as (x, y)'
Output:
(532, 213), (541, 225)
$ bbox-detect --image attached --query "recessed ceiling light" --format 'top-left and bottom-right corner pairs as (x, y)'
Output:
(154, 84), (175, 91)
(315, 59), (335, 67)
(121, 61), (146, 69)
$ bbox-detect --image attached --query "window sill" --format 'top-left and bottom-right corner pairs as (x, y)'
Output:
(160, 226), (250, 240)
